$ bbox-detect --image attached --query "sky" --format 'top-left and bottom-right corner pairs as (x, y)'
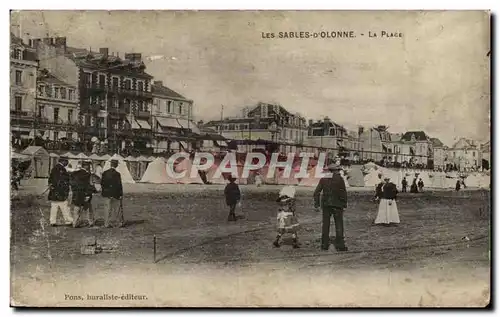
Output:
(11, 10), (491, 147)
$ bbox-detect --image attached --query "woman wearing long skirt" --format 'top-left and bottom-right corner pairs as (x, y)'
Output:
(374, 176), (400, 225)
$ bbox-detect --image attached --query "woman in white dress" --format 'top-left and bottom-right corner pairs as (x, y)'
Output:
(374, 176), (400, 226)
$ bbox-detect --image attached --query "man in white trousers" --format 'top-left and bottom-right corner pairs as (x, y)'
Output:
(48, 156), (73, 226)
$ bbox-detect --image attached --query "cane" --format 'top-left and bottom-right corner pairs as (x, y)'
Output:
(119, 198), (125, 225)
(37, 186), (50, 198)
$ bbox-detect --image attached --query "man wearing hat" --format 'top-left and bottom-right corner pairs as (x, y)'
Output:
(313, 163), (348, 251)
(101, 159), (124, 228)
(224, 175), (241, 221)
(48, 156), (73, 226)
(70, 160), (97, 227)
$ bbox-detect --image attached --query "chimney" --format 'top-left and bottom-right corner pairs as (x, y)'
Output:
(99, 48), (109, 57)
(324, 116), (331, 123)
(308, 119), (313, 126)
(358, 126), (364, 136)
(125, 53), (142, 62)
(153, 80), (163, 86)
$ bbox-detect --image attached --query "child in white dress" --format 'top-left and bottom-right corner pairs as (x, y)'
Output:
(274, 186), (300, 248)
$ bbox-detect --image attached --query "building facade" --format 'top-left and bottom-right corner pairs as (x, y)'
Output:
(35, 69), (79, 146)
(358, 125), (396, 162)
(481, 140), (491, 170)
(10, 33), (39, 147)
(448, 138), (481, 171)
(203, 102), (307, 152)
(305, 117), (351, 157)
(397, 131), (433, 167)
(151, 80), (197, 153)
(31, 37), (154, 154)
(430, 137), (448, 171)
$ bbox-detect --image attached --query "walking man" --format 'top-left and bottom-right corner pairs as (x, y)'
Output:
(101, 159), (124, 228)
(71, 161), (97, 228)
(313, 163), (348, 251)
(48, 156), (73, 226)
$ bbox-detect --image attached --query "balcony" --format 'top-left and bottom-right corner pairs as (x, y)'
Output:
(35, 117), (78, 130)
(135, 110), (151, 119)
(109, 128), (133, 138)
(82, 82), (107, 92)
(108, 107), (129, 117)
(11, 110), (35, 120)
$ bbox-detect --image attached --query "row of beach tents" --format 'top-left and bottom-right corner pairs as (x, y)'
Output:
(11, 147), (490, 189)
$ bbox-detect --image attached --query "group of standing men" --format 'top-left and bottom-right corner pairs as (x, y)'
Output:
(47, 156), (125, 228)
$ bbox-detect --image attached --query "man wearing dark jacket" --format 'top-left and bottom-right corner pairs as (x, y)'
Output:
(101, 160), (124, 228)
(313, 163), (348, 251)
(48, 156), (73, 226)
(71, 161), (97, 228)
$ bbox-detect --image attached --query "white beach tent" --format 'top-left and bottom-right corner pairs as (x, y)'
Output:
(124, 156), (141, 180)
(140, 157), (178, 184)
(103, 154), (136, 183)
(174, 157), (204, 184)
(346, 165), (365, 187)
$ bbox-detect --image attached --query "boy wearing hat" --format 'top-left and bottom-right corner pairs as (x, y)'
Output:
(224, 176), (241, 221)
(313, 163), (348, 251)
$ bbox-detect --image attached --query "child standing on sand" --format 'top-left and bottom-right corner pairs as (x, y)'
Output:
(274, 186), (300, 249)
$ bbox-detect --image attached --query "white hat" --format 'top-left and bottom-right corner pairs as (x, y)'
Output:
(279, 185), (296, 199)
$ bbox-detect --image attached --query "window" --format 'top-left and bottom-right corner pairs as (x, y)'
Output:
(37, 85), (44, 96)
(473, 152), (476, 157)
(60, 87), (66, 99)
(68, 89), (74, 100)
(11, 49), (22, 59)
(14, 96), (22, 111)
(138, 81), (143, 91)
(38, 105), (45, 118)
(99, 75), (106, 87)
(125, 79), (131, 90)
(45, 86), (52, 97)
(54, 108), (59, 122)
(179, 103), (183, 114)
(82, 72), (91, 85)
(167, 101), (172, 113)
(97, 118), (105, 128)
(112, 77), (119, 88)
(53, 131), (59, 141)
(68, 109), (73, 123)
(67, 132), (73, 140)
(15, 70), (22, 85)
(54, 87), (60, 99)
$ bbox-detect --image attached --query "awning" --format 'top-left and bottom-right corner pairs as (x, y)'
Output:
(179, 141), (188, 150)
(137, 119), (151, 130)
(156, 117), (183, 129)
(58, 131), (67, 139)
(215, 140), (228, 147)
(156, 117), (200, 134)
(131, 120), (141, 129)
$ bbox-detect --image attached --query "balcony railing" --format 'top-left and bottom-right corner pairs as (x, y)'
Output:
(135, 110), (151, 118)
(105, 86), (152, 98)
(108, 107), (129, 116)
(10, 110), (35, 119)
(83, 82), (107, 91)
